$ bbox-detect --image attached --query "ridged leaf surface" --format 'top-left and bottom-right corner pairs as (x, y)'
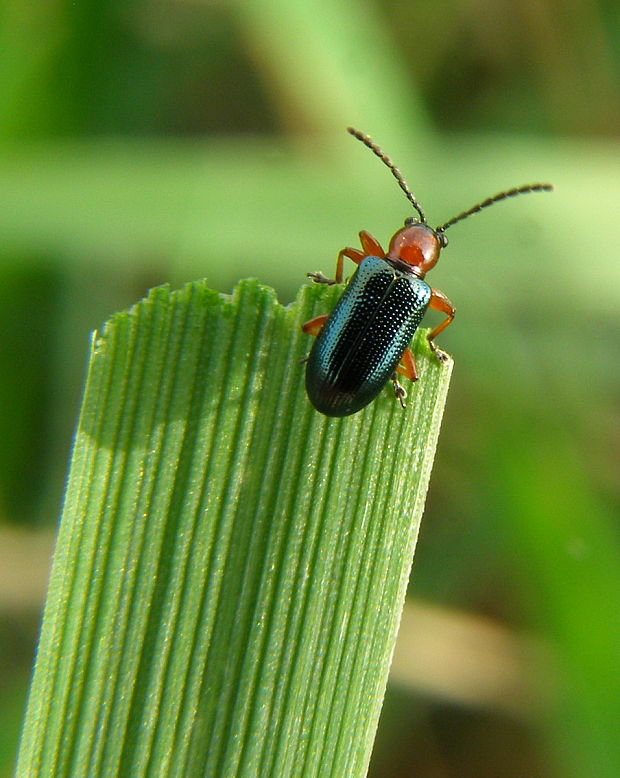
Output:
(17, 279), (452, 777)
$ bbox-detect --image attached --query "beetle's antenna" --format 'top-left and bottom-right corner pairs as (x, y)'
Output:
(435, 183), (553, 233)
(347, 127), (426, 223)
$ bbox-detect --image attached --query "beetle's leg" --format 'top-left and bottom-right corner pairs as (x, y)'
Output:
(308, 247), (363, 286)
(308, 231), (385, 285)
(334, 245), (367, 284)
(302, 313), (329, 337)
(335, 232), (384, 281)
(427, 288), (455, 362)
(395, 347), (418, 381)
(359, 230), (386, 259)
(390, 373), (407, 409)
(307, 270), (340, 285)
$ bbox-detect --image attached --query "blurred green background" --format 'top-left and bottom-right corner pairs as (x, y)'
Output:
(1, 0), (619, 776)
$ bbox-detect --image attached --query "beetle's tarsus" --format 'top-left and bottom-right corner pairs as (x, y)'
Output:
(428, 339), (449, 364)
(307, 271), (336, 285)
(391, 375), (407, 409)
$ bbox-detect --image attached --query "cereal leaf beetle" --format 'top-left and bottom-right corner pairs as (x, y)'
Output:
(302, 127), (552, 417)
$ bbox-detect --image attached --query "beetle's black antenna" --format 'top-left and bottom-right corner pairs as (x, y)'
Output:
(347, 127), (426, 223)
(435, 183), (553, 234)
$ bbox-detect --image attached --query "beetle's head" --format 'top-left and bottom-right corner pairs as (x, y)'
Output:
(346, 127), (552, 277)
(387, 218), (447, 277)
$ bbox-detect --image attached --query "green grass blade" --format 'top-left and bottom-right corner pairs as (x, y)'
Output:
(17, 279), (452, 777)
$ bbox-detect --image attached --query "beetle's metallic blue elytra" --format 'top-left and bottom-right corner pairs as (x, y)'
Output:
(302, 126), (552, 417)
(305, 255), (431, 417)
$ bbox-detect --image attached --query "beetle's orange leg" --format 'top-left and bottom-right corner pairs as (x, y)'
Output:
(308, 247), (363, 286)
(427, 287), (455, 362)
(395, 347), (418, 381)
(334, 246), (364, 284)
(308, 231), (386, 285)
(391, 347), (417, 408)
(359, 230), (385, 258)
(390, 374), (407, 408)
(301, 313), (329, 337)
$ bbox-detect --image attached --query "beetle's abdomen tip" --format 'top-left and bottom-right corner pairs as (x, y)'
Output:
(305, 382), (373, 417)
(306, 392), (352, 417)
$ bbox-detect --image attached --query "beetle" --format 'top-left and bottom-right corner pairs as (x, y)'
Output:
(302, 126), (552, 417)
